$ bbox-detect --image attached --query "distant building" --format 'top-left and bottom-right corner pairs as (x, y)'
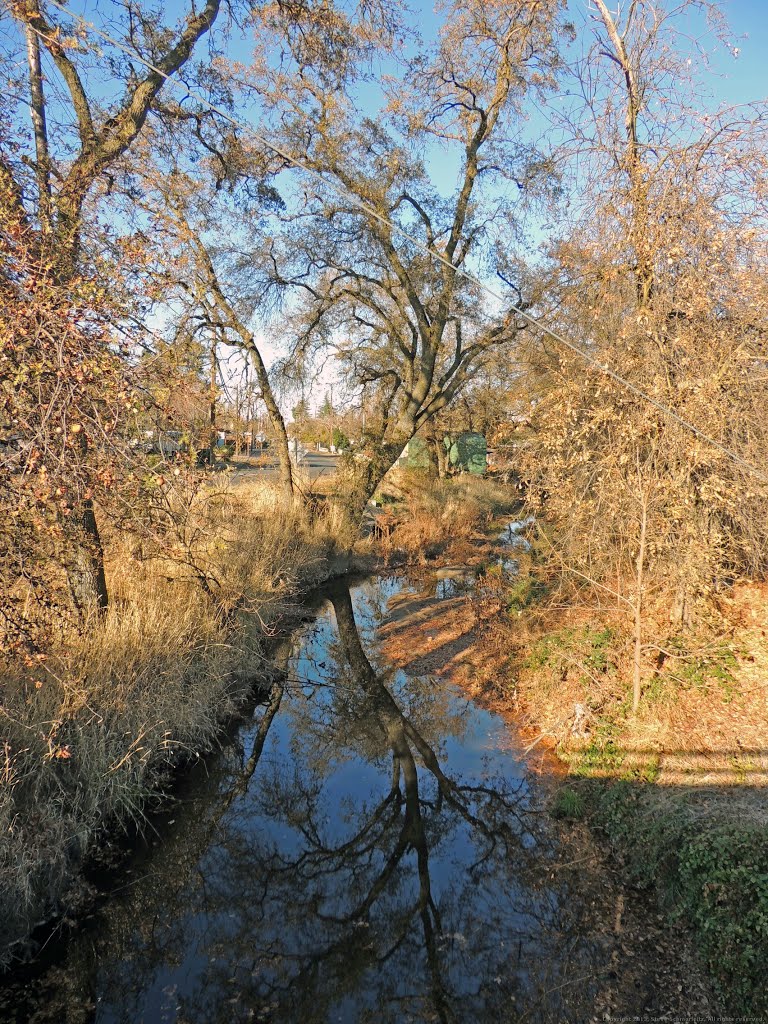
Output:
(401, 435), (432, 470)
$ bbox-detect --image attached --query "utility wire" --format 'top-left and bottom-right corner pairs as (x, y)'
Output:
(34, 0), (768, 486)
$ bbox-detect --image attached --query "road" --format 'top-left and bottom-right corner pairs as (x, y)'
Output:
(229, 451), (340, 484)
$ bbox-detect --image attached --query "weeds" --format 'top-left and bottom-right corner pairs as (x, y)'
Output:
(385, 473), (516, 560)
(522, 625), (619, 687)
(671, 641), (739, 703)
(675, 823), (768, 1014)
(0, 478), (352, 966)
(565, 734), (625, 778)
(551, 787), (586, 820)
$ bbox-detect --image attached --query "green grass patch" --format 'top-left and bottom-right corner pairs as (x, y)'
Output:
(551, 787), (586, 820)
(664, 637), (740, 703)
(505, 571), (547, 612)
(522, 624), (617, 674)
(565, 735), (626, 777)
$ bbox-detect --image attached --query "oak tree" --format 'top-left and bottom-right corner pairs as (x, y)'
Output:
(245, 0), (563, 506)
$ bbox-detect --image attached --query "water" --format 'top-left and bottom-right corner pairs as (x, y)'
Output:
(428, 518), (537, 600)
(0, 574), (680, 1023)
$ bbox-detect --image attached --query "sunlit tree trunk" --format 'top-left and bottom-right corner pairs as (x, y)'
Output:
(632, 491), (648, 713)
(208, 331), (218, 456)
(23, 2), (51, 234)
(593, 0), (654, 311)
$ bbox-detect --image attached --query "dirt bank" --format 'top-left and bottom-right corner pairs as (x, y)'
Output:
(382, 501), (767, 1019)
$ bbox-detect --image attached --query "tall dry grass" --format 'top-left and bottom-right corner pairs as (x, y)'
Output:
(385, 472), (516, 559)
(0, 477), (353, 965)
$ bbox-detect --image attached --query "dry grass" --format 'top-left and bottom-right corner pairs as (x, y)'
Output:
(445, 549), (767, 793)
(0, 477), (354, 965)
(502, 597), (768, 790)
(383, 472), (516, 560)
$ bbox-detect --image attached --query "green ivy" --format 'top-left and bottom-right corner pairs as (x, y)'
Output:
(589, 785), (768, 1018)
(522, 625), (617, 672)
(675, 824), (768, 1015)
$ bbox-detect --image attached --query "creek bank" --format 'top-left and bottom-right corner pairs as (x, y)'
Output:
(0, 526), (373, 972)
(418, 514), (768, 1019)
(0, 572), (715, 1023)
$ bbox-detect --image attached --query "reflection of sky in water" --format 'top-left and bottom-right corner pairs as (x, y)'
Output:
(429, 519), (535, 600)
(500, 516), (535, 551)
(1, 575), (607, 1024)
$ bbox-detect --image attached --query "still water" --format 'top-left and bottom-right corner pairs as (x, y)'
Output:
(1, 575), (674, 1023)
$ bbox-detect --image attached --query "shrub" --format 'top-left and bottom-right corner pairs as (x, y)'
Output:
(676, 824), (768, 1016)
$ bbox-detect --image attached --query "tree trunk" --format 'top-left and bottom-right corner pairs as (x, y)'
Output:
(66, 498), (109, 617)
(247, 351), (294, 500)
(632, 496), (648, 714)
(208, 332), (218, 455)
(424, 430), (441, 480)
(23, 4), (52, 234)
(193, 237), (295, 500)
(670, 584), (690, 629)
(58, 428), (109, 617)
(425, 421), (449, 479)
(593, 0), (654, 312)
(345, 432), (413, 520)
(436, 436), (448, 479)
(274, 424), (295, 499)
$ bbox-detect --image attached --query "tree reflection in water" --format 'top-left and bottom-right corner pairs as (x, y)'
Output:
(3, 578), (610, 1024)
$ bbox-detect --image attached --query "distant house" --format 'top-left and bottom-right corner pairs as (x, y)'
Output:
(158, 430), (184, 457)
(140, 429), (184, 457)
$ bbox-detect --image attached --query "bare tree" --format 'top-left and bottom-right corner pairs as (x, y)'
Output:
(243, 0), (561, 506)
(149, 178), (297, 497)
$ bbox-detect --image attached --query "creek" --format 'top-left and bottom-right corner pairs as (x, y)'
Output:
(0, 568), (708, 1023)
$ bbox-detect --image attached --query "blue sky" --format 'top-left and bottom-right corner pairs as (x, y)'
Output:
(54, 0), (766, 188)
(706, 0), (768, 103)
(62, 0), (767, 105)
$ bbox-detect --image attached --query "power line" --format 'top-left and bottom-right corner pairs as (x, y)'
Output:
(33, 0), (768, 486)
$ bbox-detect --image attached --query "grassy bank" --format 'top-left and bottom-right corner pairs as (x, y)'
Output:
(477, 538), (768, 1018)
(0, 477), (354, 967)
(372, 471), (518, 561)
(358, 476), (767, 1016)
